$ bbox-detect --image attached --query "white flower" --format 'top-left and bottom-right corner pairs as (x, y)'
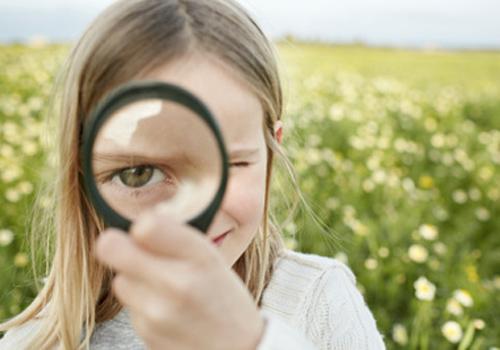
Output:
(5, 189), (21, 202)
(453, 289), (473, 307)
(0, 229), (14, 246)
(362, 179), (375, 192)
(402, 178), (415, 192)
(433, 242), (447, 256)
(1, 166), (22, 183)
(326, 197), (340, 210)
(22, 141), (38, 156)
(446, 298), (463, 316)
(431, 133), (445, 148)
(418, 224), (438, 240)
(414, 276), (436, 301)
(441, 321), (463, 343)
(473, 319), (485, 330)
(392, 323), (408, 345)
(452, 190), (467, 204)
(468, 187), (481, 201)
(475, 207), (490, 221)
(18, 181), (34, 195)
(378, 246), (390, 258)
(284, 237), (297, 250)
(408, 244), (429, 263)
(334, 252), (348, 264)
(364, 258), (378, 270)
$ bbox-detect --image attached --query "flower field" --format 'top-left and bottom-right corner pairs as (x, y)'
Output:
(1, 42), (499, 349)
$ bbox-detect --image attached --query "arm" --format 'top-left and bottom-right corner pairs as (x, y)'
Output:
(310, 263), (386, 349)
(256, 309), (318, 350)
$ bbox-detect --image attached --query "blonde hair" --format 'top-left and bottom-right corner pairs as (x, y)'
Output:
(0, 0), (307, 348)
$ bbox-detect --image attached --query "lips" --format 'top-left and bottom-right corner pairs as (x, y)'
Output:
(210, 230), (231, 243)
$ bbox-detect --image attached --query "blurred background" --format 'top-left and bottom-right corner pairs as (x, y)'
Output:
(0, 1), (499, 349)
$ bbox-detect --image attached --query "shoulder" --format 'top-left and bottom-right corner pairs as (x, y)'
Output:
(262, 249), (386, 349)
(275, 248), (356, 282)
(0, 304), (52, 350)
(261, 249), (356, 319)
(0, 318), (42, 350)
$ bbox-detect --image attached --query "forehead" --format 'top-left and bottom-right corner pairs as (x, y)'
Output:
(139, 52), (264, 147)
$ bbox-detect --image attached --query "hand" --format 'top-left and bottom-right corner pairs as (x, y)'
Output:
(94, 208), (265, 350)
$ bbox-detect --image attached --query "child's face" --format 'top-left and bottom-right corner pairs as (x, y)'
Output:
(139, 52), (269, 267)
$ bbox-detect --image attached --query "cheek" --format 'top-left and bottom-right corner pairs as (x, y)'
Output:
(226, 163), (267, 228)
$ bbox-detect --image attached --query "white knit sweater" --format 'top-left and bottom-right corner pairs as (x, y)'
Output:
(0, 249), (386, 349)
(256, 249), (385, 349)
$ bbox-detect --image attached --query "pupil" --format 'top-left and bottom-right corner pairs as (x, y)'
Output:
(119, 166), (153, 187)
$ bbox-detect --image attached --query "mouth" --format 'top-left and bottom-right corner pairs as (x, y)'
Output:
(211, 230), (231, 245)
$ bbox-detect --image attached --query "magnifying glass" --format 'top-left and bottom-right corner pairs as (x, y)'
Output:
(80, 80), (229, 233)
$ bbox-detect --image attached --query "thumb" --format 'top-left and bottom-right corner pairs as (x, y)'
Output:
(130, 206), (213, 262)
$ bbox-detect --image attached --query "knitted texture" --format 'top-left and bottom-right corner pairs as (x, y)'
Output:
(256, 249), (386, 349)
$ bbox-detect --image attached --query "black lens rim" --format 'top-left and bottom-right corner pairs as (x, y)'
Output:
(80, 80), (229, 233)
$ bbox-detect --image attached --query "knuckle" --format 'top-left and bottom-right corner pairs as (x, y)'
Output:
(172, 273), (199, 307)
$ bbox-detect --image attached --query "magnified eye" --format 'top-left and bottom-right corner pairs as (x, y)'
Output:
(112, 165), (165, 188)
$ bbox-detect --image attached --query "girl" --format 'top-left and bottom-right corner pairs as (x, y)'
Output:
(0, 0), (385, 349)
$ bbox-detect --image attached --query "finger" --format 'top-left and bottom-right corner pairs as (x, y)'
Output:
(113, 274), (183, 343)
(130, 207), (219, 264)
(95, 228), (173, 281)
(113, 274), (171, 325)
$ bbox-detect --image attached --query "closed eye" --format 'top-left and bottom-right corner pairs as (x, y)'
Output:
(230, 162), (250, 167)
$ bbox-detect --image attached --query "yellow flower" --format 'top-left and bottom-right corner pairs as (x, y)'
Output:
(453, 289), (473, 307)
(408, 244), (428, 263)
(466, 265), (479, 283)
(14, 253), (29, 267)
(418, 175), (434, 189)
(441, 321), (463, 343)
(414, 276), (436, 301)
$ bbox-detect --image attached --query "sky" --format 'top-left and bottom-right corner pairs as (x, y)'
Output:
(0, 0), (499, 48)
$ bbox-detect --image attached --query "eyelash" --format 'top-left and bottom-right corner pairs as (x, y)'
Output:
(230, 162), (250, 167)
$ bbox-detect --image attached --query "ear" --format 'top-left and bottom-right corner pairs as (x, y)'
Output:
(274, 120), (283, 144)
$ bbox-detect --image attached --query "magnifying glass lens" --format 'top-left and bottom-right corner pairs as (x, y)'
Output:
(91, 98), (222, 222)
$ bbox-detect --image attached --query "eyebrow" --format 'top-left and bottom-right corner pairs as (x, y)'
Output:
(93, 147), (260, 167)
(93, 152), (195, 168)
(229, 148), (260, 158)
